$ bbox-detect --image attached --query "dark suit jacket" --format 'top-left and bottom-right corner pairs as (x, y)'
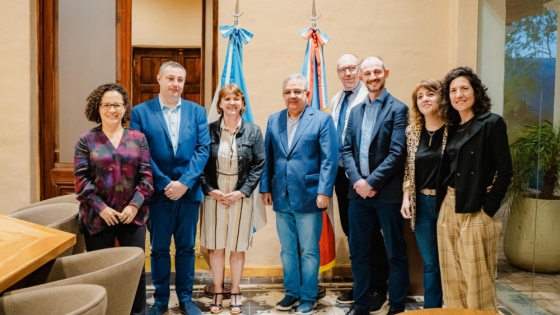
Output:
(341, 91), (408, 204)
(201, 117), (265, 197)
(259, 106), (338, 213)
(130, 97), (210, 202)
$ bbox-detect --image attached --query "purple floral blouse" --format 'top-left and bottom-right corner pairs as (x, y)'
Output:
(74, 127), (154, 235)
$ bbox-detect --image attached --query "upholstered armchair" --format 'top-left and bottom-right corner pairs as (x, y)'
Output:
(0, 284), (107, 315)
(6, 247), (144, 315)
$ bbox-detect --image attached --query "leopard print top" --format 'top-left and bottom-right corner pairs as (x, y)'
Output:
(403, 123), (448, 231)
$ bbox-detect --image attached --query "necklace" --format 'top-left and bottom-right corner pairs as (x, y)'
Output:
(425, 122), (444, 147)
(427, 129), (436, 147)
(457, 117), (474, 132)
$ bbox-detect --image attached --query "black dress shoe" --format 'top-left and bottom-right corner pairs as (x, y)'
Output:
(386, 310), (404, 315)
(344, 306), (369, 315)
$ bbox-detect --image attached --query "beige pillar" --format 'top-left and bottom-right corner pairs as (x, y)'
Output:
(0, 0), (39, 213)
(449, 0), (479, 70)
(477, 0), (506, 116)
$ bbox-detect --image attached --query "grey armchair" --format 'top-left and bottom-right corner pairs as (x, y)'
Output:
(7, 247), (144, 315)
(10, 194), (79, 214)
(0, 284), (107, 315)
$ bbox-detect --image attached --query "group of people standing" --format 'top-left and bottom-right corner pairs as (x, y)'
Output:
(72, 54), (512, 315)
(330, 54), (512, 315)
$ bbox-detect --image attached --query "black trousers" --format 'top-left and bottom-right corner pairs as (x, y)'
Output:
(335, 166), (389, 295)
(84, 223), (146, 315)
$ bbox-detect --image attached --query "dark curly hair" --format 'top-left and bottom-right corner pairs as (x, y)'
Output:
(84, 83), (131, 124)
(440, 67), (491, 124)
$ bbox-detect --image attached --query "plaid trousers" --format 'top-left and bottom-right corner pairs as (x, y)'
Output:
(437, 187), (501, 312)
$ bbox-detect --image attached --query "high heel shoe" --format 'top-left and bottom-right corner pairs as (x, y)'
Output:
(210, 292), (223, 314)
(229, 293), (243, 315)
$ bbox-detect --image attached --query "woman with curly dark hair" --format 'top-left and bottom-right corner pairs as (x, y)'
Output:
(74, 83), (154, 315)
(401, 79), (447, 309)
(437, 67), (512, 312)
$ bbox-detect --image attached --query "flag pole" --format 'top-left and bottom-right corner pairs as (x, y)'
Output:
(307, 0), (321, 28)
(231, 0), (243, 26)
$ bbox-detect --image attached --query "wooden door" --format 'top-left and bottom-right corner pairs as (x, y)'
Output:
(133, 48), (202, 106)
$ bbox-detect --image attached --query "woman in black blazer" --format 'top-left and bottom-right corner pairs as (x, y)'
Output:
(437, 67), (512, 312)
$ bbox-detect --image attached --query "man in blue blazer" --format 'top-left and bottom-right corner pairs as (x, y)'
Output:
(341, 56), (409, 315)
(260, 74), (338, 315)
(130, 61), (210, 315)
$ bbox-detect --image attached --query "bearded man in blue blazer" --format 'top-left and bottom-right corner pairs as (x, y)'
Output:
(260, 73), (338, 315)
(131, 61), (210, 315)
(341, 56), (409, 315)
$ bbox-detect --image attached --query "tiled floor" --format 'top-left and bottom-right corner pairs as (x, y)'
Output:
(146, 272), (516, 315)
(495, 208), (560, 315)
(144, 207), (560, 315)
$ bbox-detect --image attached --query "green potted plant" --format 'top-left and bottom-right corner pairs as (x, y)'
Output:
(503, 121), (560, 273)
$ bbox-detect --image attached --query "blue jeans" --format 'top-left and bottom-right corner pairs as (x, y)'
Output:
(148, 199), (200, 306)
(415, 193), (443, 308)
(275, 202), (323, 301)
(348, 197), (409, 313)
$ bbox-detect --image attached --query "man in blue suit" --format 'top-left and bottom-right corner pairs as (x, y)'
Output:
(260, 73), (338, 315)
(341, 56), (409, 315)
(130, 61), (210, 315)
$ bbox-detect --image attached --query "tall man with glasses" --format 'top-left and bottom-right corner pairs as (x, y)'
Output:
(331, 54), (390, 313)
(260, 73), (338, 315)
(131, 61), (210, 315)
(342, 56), (409, 315)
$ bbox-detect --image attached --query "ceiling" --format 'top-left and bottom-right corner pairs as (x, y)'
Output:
(506, 0), (554, 25)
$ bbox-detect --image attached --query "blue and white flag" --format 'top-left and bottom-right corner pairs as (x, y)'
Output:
(206, 24), (266, 237)
(208, 25), (254, 123)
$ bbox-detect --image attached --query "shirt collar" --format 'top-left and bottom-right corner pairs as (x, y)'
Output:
(158, 94), (181, 111)
(366, 88), (388, 106)
(348, 82), (363, 95)
(220, 117), (242, 133)
(288, 105), (308, 122)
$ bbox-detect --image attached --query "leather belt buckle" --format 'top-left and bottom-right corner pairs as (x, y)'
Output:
(419, 188), (436, 196)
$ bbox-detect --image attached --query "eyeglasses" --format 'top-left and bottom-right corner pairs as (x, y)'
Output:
(282, 89), (306, 97)
(100, 103), (125, 110)
(337, 65), (359, 74)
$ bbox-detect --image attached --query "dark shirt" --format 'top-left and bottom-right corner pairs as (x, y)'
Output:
(444, 119), (475, 188)
(415, 125), (444, 190)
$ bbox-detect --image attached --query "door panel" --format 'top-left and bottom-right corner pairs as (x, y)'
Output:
(133, 48), (202, 106)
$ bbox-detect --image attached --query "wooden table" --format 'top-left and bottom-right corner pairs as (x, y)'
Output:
(403, 308), (499, 314)
(0, 215), (75, 292)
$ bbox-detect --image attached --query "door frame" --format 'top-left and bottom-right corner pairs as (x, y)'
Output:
(38, 0), (219, 199)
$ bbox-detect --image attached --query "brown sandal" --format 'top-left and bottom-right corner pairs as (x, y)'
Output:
(210, 292), (223, 314)
(229, 293), (242, 315)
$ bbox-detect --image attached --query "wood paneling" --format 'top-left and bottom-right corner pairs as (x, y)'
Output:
(132, 48), (202, 106)
(38, 0), (218, 199)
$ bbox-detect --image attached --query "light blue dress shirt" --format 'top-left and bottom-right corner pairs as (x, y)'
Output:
(158, 95), (182, 154)
(359, 89), (388, 177)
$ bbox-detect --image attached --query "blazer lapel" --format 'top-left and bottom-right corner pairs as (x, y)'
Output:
(355, 103), (365, 149)
(287, 106), (313, 157)
(455, 112), (487, 150)
(178, 99), (191, 143)
(279, 110), (289, 156)
(148, 99), (172, 144)
(370, 96), (392, 141)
